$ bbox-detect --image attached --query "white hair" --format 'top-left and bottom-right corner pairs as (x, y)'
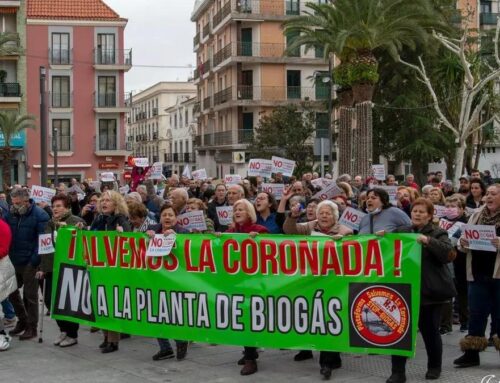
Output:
(233, 199), (257, 223)
(316, 200), (339, 221)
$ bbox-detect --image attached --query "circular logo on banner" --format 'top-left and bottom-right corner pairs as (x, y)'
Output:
(351, 285), (410, 347)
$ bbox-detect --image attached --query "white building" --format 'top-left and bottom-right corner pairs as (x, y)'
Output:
(126, 82), (196, 167)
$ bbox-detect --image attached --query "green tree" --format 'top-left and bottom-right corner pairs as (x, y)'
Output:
(0, 112), (36, 189)
(247, 105), (316, 175)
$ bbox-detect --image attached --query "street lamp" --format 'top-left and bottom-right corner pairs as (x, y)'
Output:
(52, 127), (58, 186)
(40, 66), (48, 186)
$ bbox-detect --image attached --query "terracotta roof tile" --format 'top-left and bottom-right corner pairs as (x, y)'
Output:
(27, 0), (125, 21)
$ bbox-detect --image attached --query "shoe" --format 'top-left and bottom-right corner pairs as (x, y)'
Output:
(3, 317), (16, 328)
(439, 327), (452, 335)
(53, 332), (67, 346)
(101, 342), (118, 353)
(453, 351), (479, 368)
(460, 324), (468, 332)
(99, 337), (108, 349)
(59, 337), (78, 347)
(19, 327), (37, 341)
(386, 373), (407, 383)
(120, 333), (131, 339)
(152, 349), (175, 361)
(294, 350), (313, 361)
(240, 360), (258, 376)
(9, 322), (26, 336)
(0, 334), (11, 351)
(90, 327), (100, 333)
(425, 368), (441, 379)
(176, 342), (188, 360)
(237, 356), (245, 365)
(320, 366), (332, 380)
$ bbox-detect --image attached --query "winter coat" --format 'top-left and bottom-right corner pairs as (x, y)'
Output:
(0, 218), (12, 260)
(358, 206), (412, 234)
(283, 215), (353, 237)
(90, 213), (131, 232)
(148, 223), (190, 235)
(0, 218), (16, 302)
(225, 221), (269, 234)
(6, 201), (49, 267)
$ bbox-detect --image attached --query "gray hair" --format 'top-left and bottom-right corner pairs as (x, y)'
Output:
(337, 174), (352, 183)
(136, 185), (147, 194)
(317, 200), (340, 221)
(229, 184), (245, 196)
(11, 187), (30, 200)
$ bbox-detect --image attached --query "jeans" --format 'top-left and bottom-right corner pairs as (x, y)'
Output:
(1, 299), (15, 320)
(392, 304), (444, 373)
(157, 338), (187, 352)
(468, 277), (500, 338)
(9, 265), (39, 328)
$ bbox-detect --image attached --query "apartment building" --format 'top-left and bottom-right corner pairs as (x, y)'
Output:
(125, 82), (196, 170)
(25, 0), (131, 185)
(0, 0), (26, 187)
(164, 96), (199, 175)
(191, 0), (330, 178)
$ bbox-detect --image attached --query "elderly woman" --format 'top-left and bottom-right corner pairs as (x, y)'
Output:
(387, 198), (455, 383)
(284, 200), (352, 379)
(454, 184), (500, 368)
(90, 191), (131, 353)
(36, 194), (85, 348)
(429, 187), (446, 206)
(146, 202), (189, 361)
(255, 192), (283, 233)
(127, 200), (156, 232)
(358, 189), (411, 234)
(224, 199), (269, 376)
(185, 198), (214, 233)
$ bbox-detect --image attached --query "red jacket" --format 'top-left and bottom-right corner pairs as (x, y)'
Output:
(226, 221), (269, 234)
(0, 219), (12, 259)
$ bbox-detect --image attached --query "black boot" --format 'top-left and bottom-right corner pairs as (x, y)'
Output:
(425, 368), (441, 380)
(453, 350), (479, 368)
(294, 350), (313, 361)
(320, 366), (332, 380)
(99, 336), (108, 349)
(386, 373), (406, 383)
(101, 342), (118, 353)
(9, 321), (26, 336)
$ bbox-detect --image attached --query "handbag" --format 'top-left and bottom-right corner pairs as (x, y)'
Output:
(0, 256), (17, 302)
(422, 262), (457, 301)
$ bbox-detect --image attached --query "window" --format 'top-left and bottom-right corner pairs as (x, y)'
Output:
(99, 119), (117, 150)
(185, 108), (189, 125)
(52, 76), (70, 107)
(97, 76), (116, 107)
(97, 33), (116, 64)
(286, 31), (300, 57)
(480, 1), (492, 13)
(286, 0), (300, 15)
(51, 33), (70, 65)
(287, 70), (301, 99)
(52, 119), (71, 151)
(315, 71), (330, 99)
(315, 45), (324, 58)
(315, 112), (329, 138)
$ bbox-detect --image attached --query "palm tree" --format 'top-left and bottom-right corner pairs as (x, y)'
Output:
(284, 0), (447, 102)
(0, 112), (35, 189)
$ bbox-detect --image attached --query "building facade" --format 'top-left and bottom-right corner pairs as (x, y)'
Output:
(0, 0), (27, 188)
(25, 0), (131, 185)
(191, 0), (330, 178)
(125, 82), (196, 172)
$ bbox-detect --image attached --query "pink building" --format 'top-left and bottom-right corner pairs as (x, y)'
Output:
(26, 0), (131, 185)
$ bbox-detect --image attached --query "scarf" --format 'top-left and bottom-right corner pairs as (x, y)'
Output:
(478, 206), (500, 229)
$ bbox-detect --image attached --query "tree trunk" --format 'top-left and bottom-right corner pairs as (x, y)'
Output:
(473, 129), (483, 170)
(453, 144), (466, 187)
(410, 158), (425, 187)
(1, 146), (11, 190)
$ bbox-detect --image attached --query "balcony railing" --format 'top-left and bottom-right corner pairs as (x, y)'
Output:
(203, 96), (212, 110)
(50, 134), (73, 152)
(202, 23), (211, 38)
(50, 92), (73, 108)
(214, 87), (232, 105)
(213, 1), (232, 27)
(234, 85), (322, 102)
(153, 107), (158, 116)
(49, 48), (72, 65)
(94, 92), (125, 108)
(213, 43), (232, 66)
(193, 32), (200, 47)
(94, 48), (132, 66)
(0, 82), (20, 97)
(170, 152), (196, 163)
(480, 13), (500, 25)
(198, 129), (254, 147)
(233, 0), (285, 17)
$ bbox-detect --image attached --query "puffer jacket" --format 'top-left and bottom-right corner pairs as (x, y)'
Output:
(40, 213), (86, 273)
(0, 218), (16, 302)
(90, 213), (131, 232)
(0, 218), (11, 260)
(6, 201), (49, 267)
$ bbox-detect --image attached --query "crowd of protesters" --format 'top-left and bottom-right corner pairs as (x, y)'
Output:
(0, 167), (498, 383)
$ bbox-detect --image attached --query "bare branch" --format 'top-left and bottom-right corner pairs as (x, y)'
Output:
(495, 16), (500, 67)
(464, 93), (488, 139)
(471, 68), (500, 97)
(468, 115), (498, 137)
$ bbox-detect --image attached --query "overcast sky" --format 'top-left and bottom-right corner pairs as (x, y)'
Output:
(104, 0), (196, 93)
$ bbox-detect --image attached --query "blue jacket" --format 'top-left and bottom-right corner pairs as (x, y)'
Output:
(6, 201), (49, 267)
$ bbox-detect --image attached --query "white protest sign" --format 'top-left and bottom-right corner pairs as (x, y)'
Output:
(182, 164), (192, 179)
(146, 234), (176, 257)
(311, 178), (324, 188)
(134, 157), (149, 168)
(372, 164), (386, 181)
(30, 185), (56, 204)
(339, 207), (366, 231)
(261, 183), (285, 200)
(312, 182), (343, 201)
(216, 206), (233, 226)
(271, 156), (295, 177)
(90, 181), (101, 190)
(192, 168), (208, 180)
(380, 186), (398, 205)
(147, 162), (164, 180)
(38, 234), (54, 255)
(224, 174), (242, 185)
(463, 225), (497, 252)
(100, 172), (115, 182)
(177, 211), (207, 232)
(247, 159), (273, 178)
(119, 185), (130, 195)
(439, 219), (465, 238)
(77, 193), (85, 201)
(433, 205), (448, 218)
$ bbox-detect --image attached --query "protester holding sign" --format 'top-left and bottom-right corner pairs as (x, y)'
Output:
(146, 202), (190, 361)
(358, 189), (411, 234)
(37, 194), (85, 348)
(455, 184), (500, 368)
(225, 199), (269, 376)
(89, 191), (131, 354)
(465, 178), (486, 210)
(389, 198), (455, 383)
(207, 184), (228, 232)
(185, 198), (214, 233)
(255, 192), (283, 234)
(127, 201), (157, 233)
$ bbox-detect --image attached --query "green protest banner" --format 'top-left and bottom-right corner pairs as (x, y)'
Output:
(51, 229), (421, 357)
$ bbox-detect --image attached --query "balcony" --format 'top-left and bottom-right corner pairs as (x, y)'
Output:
(49, 92), (73, 109)
(0, 82), (21, 101)
(193, 32), (200, 50)
(49, 48), (72, 66)
(213, 1), (232, 28)
(170, 152), (196, 163)
(94, 135), (131, 157)
(153, 107), (158, 116)
(213, 43), (232, 66)
(202, 23), (211, 40)
(203, 95), (213, 110)
(480, 13), (500, 25)
(93, 48), (132, 71)
(197, 129), (254, 148)
(93, 92), (129, 113)
(214, 87), (232, 106)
